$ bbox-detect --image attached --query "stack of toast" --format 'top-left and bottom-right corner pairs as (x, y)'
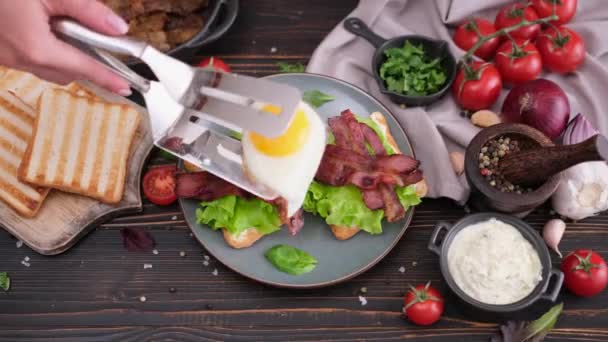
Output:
(0, 67), (141, 218)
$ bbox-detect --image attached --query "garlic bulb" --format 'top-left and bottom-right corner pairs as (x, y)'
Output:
(551, 162), (608, 220)
(551, 114), (608, 220)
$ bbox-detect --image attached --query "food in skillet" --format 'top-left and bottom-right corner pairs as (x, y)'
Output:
(101, 0), (208, 52)
(175, 101), (327, 248)
(305, 110), (426, 240)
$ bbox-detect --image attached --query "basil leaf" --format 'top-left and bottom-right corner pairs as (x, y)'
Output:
(0, 272), (10, 291)
(265, 244), (318, 275)
(277, 62), (306, 73)
(303, 90), (334, 108)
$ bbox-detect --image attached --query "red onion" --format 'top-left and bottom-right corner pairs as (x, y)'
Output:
(501, 79), (570, 140)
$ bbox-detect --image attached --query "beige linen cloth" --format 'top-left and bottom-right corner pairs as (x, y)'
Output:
(307, 0), (608, 203)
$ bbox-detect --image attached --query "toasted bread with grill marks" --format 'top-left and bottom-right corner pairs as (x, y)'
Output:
(18, 89), (140, 204)
(329, 111), (427, 241)
(0, 91), (50, 217)
(0, 69), (91, 108)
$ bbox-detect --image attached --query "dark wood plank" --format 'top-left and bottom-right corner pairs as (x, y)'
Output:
(0, 0), (607, 340)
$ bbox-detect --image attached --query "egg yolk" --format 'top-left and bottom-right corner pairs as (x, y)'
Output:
(248, 109), (310, 156)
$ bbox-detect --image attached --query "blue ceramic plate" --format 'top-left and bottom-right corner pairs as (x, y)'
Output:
(179, 73), (416, 288)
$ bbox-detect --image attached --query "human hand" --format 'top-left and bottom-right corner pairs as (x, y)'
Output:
(0, 0), (131, 95)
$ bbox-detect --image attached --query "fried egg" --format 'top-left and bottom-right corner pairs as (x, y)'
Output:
(241, 101), (326, 216)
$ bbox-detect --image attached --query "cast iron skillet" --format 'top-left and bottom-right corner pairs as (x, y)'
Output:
(128, 0), (239, 75)
(343, 17), (456, 107)
(428, 212), (564, 322)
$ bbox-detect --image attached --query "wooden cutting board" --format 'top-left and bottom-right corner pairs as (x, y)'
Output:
(0, 83), (154, 255)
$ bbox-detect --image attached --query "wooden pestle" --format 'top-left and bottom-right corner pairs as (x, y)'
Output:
(499, 134), (608, 187)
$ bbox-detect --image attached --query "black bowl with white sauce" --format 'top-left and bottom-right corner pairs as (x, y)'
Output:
(428, 213), (564, 322)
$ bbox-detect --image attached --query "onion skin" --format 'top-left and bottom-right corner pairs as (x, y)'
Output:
(501, 79), (570, 140)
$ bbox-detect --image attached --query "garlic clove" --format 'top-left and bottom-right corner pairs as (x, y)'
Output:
(543, 219), (566, 258)
(471, 110), (501, 128)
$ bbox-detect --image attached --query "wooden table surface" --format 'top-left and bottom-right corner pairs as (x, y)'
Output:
(1, 1), (608, 341)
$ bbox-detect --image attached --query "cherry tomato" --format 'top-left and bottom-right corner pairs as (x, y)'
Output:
(536, 26), (585, 74)
(495, 38), (542, 85)
(143, 165), (178, 206)
(403, 282), (444, 326)
(561, 250), (608, 297)
(198, 57), (231, 72)
(453, 18), (500, 60)
(531, 0), (577, 25)
(495, 4), (541, 40)
(452, 61), (502, 111)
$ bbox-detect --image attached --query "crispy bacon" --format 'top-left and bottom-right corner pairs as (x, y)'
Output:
(379, 184), (405, 222)
(341, 109), (368, 155)
(315, 109), (424, 216)
(360, 123), (386, 156)
(288, 208), (304, 235)
(362, 189), (384, 210)
(373, 154), (419, 174)
(175, 172), (247, 200)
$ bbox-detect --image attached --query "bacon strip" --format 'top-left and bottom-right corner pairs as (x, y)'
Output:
(175, 172), (247, 200)
(315, 109), (423, 216)
(360, 123), (386, 156)
(378, 184), (405, 222)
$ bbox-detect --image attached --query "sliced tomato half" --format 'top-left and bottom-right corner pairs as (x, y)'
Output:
(143, 165), (177, 206)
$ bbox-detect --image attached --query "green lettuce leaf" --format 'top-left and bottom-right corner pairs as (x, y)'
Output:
(396, 184), (422, 209)
(196, 196), (281, 237)
(304, 182), (385, 234)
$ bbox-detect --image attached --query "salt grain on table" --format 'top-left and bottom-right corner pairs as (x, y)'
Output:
(139, 296), (146, 302)
(171, 216), (177, 221)
(270, 47), (277, 53)
(358, 295), (367, 306)
(152, 249), (159, 255)
(21, 260), (30, 267)
(144, 264), (153, 269)
(203, 261), (209, 267)
(412, 261), (418, 267)
(203, 255), (210, 261)
(398, 266), (405, 273)
(16, 240), (23, 248)
(212, 269), (218, 276)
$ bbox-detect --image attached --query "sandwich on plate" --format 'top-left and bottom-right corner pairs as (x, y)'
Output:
(175, 100), (327, 248)
(304, 109), (426, 240)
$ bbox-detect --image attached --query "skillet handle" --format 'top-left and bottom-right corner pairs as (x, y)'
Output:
(343, 17), (386, 48)
(428, 221), (452, 256)
(540, 268), (564, 302)
(189, 0), (239, 47)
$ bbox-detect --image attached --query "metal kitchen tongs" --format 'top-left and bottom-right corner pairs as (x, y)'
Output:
(52, 19), (303, 200)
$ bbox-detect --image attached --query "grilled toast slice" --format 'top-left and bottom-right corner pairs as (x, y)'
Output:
(0, 91), (50, 217)
(330, 111), (427, 240)
(18, 89), (140, 204)
(0, 68), (91, 108)
(222, 227), (264, 249)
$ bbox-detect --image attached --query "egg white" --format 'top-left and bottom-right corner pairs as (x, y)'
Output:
(241, 101), (326, 216)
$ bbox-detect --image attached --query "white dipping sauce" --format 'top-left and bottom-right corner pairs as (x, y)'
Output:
(447, 218), (543, 305)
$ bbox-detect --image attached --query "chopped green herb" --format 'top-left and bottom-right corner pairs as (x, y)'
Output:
(277, 62), (306, 73)
(0, 272), (10, 292)
(491, 303), (563, 342)
(265, 244), (317, 275)
(379, 40), (447, 96)
(303, 90), (334, 108)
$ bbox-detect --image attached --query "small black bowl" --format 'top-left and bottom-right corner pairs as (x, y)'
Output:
(343, 17), (456, 107)
(428, 212), (564, 322)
